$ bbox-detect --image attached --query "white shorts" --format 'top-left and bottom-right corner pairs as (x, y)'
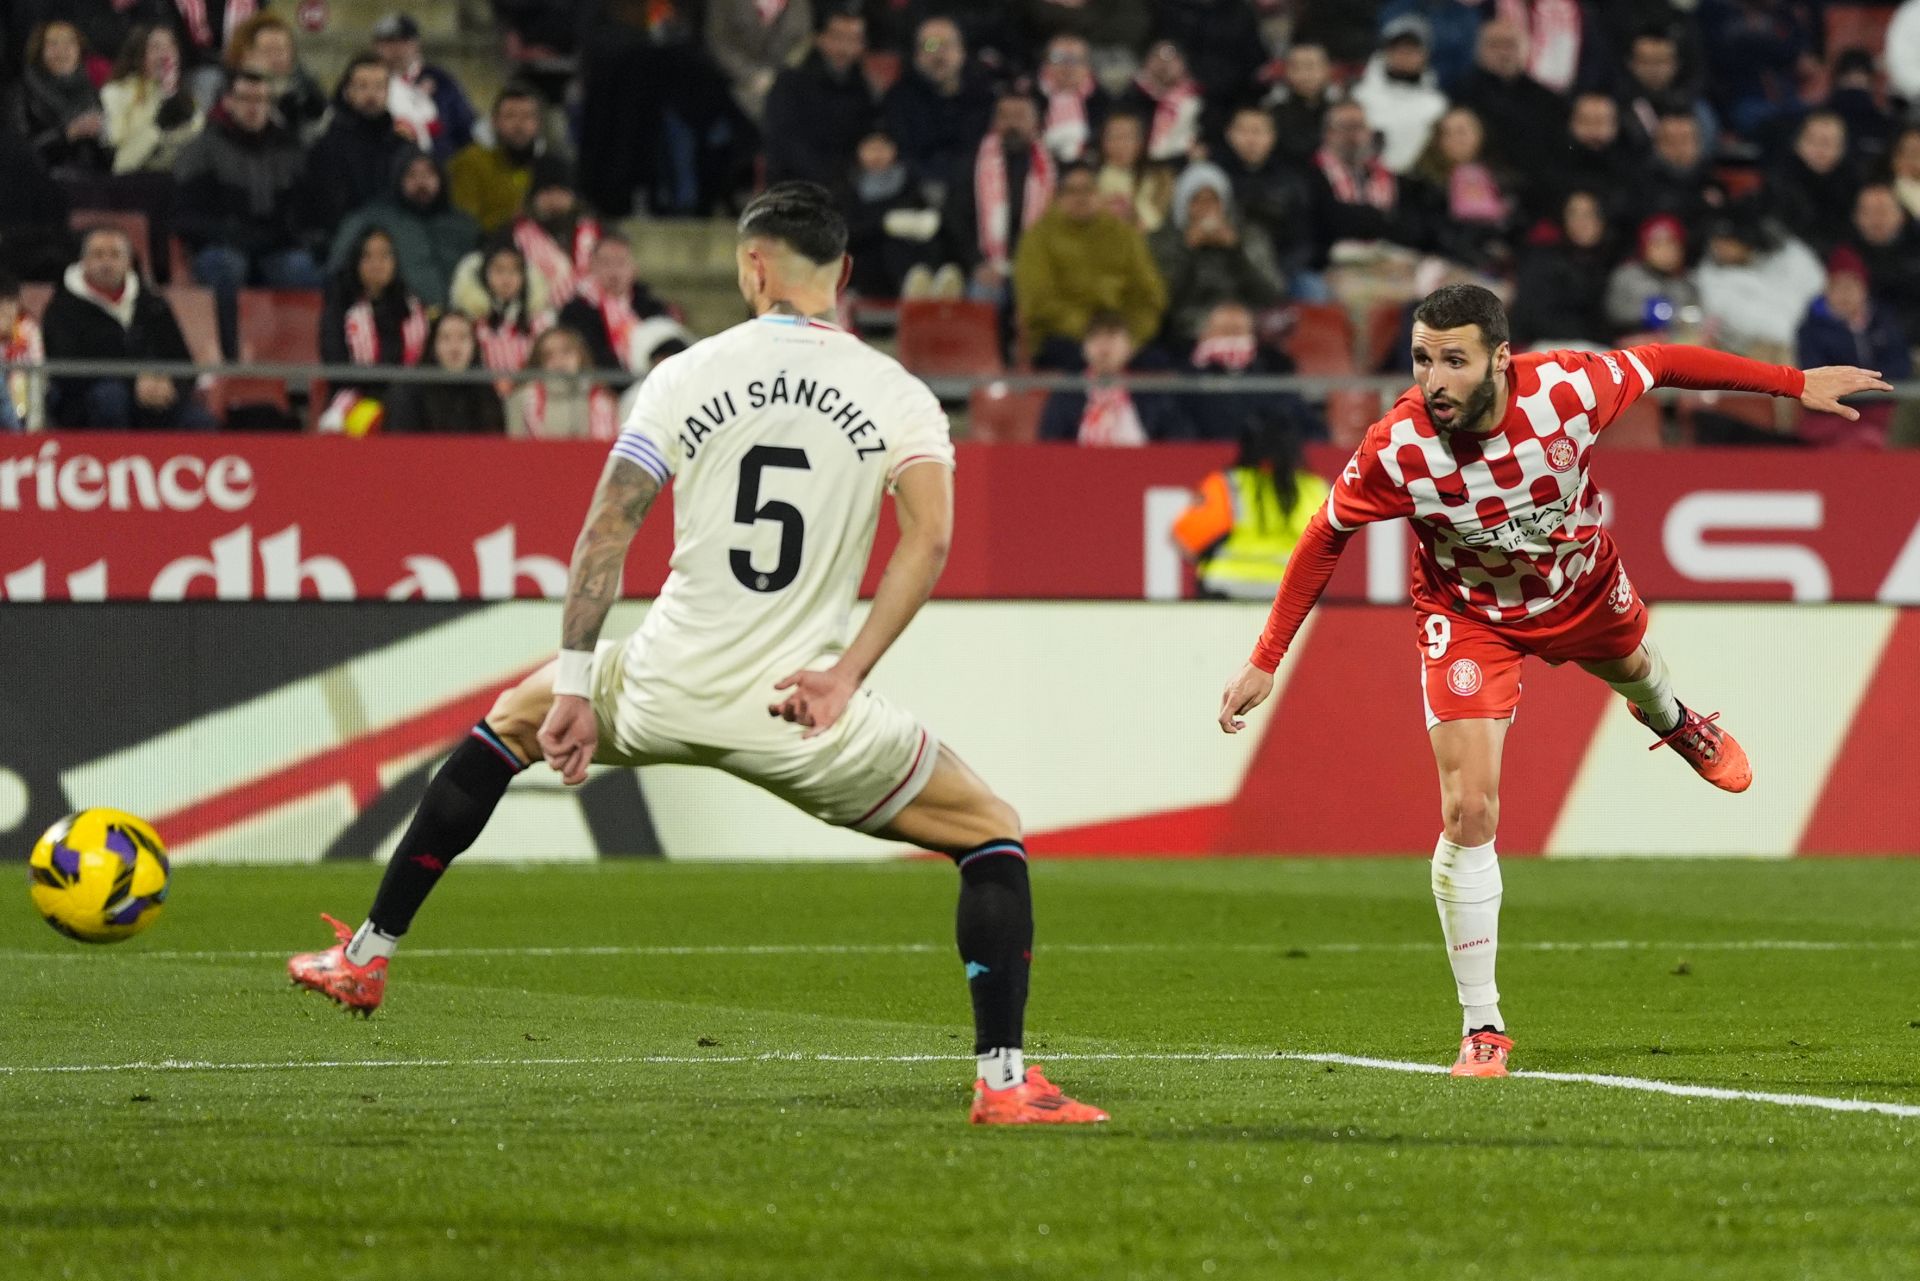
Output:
(585, 642), (939, 834)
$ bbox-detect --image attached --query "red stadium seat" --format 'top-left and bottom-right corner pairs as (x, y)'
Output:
(1713, 166), (1765, 202)
(897, 299), (1003, 379)
(966, 383), (1047, 443)
(863, 50), (903, 96)
(69, 208), (154, 279)
(1364, 299), (1406, 373)
(1604, 396), (1665, 448)
(1283, 303), (1357, 374)
(1326, 389), (1380, 448)
(232, 288), (324, 419)
(161, 284), (228, 416)
(1825, 5), (1895, 57)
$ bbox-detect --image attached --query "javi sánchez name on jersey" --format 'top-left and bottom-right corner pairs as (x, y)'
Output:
(678, 372), (889, 463)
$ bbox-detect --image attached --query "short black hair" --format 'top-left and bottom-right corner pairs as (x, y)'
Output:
(738, 182), (848, 266)
(493, 80), (541, 112)
(1412, 284), (1509, 350)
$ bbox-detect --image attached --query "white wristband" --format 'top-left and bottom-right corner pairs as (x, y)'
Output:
(553, 648), (594, 699)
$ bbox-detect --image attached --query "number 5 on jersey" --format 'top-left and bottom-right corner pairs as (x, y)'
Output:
(732, 445), (810, 592)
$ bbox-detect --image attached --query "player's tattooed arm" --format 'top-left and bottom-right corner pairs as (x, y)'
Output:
(560, 456), (660, 653)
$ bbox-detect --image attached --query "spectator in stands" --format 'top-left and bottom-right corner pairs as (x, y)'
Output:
(1151, 162), (1285, 345)
(1034, 34), (1109, 165)
(13, 21), (110, 176)
(1539, 91), (1636, 222)
(705, 0), (814, 126)
(1795, 245), (1911, 448)
(1013, 162), (1167, 362)
(881, 17), (994, 196)
(0, 129), (71, 282)
(556, 235), (677, 372)
(1038, 310), (1188, 445)
(168, 0), (256, 107)
(319, 226), (430, 432)
(1375, 0), (1485, 94)
(382, 311), (508, 434)
(1017, 0), (1153, 69)
(844, 130), (950, 299)
(1605, 214), (1702, 337)
(1093, 112), (1175, 234)
(1768, 110), (1861, 257)
(329, 152), (479, 309)
(0, 273), (47, 431)
(1625, 110), (1725, 242)
(944, 90), (1053, 305)
(304, 53), (413, 238)
(1151, 0), (1266, 122)
(1350, 16), (1448, 174)
(448, 84), (553, 236)
(511, 162), (601, 306)
(1120, 39), (1204, 165)
(762, 8), (874, 188)
(1411, 105), (1517, 274)
(229, 24), (322, 134)
(42, 228), (214, 430)
(1889, 127), (1920, 223)
(1694, 212), (1825, 356)
(224, 12), (327, 141)
(175, 68), (326, 359)
(1616, 26), (1718, 155)
(452, 242), (553, 374)
(1453, 19), (1568, 198)
(102, 24), (204, 174)
(1823, 49), (1895, 171)
(1182, 300), (1312, 443)
(1262, 42), (1340, 169)
(1894, 0), (1920, 105)
(1847, 184), (1920, 342)
(34, 1), (164, 85)
(1217, 106), (1317, 296)
(1172, 411), (1330, 597)
(372, 13), (478, 163)
(1498, 0), (1610, 95)
(1307, 100), (1432, 266)
(508, 326), (619, 439)
(1699, 0), (1813, 139)
(1510, 190), (1615, 348)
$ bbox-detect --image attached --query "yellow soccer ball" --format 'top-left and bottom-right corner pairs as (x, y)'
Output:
(28, 809), (170, 943)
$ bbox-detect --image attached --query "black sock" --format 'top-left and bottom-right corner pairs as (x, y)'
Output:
(950, 840), (1032, 1054)
(366, 723), (524, 936)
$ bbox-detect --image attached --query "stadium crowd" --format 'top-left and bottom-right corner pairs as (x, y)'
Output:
(1, 0), (1919, 449)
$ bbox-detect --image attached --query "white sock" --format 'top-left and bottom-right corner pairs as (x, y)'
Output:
(1609, 644), (1681, 733)
(1431, 835), (1503, 1035)
(345, 921), (398, 967)
(977, 1047), (1025, 1091)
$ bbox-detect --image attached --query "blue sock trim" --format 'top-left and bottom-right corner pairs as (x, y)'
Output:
(469, 722), (528, 771)
(955, 840), (1027, 869)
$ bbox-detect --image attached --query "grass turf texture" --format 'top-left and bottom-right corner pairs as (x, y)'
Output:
(5, 858), (1920, 1281)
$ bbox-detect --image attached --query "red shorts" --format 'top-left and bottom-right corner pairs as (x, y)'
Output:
(1416, 558), (1648, 728)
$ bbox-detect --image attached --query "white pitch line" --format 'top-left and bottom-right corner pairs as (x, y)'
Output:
(4, 1049), (1916, 1119)
(3, 938), (1915, 963)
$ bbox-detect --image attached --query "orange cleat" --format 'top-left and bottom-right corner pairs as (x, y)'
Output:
(288, 913), (387, 1016)
(969, 1067), (1109, 1125)
(1630, 702), (1752, 793)
(1451, 1029), (1513, 1078)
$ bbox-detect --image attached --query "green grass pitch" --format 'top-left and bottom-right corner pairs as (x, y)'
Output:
(6, 857), (1920, 1281)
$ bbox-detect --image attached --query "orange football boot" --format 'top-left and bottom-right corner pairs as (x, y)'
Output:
(1451, 1029), (1513, 1078)
(288, 913), (387, 1016)
(969, 1067), (1109, 1125)
(1630, 702), (1752, 793)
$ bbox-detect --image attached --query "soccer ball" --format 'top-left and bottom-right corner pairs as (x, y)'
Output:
(28, 809), (170, 943)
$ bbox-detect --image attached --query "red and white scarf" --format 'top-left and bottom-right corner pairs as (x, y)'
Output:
(476, 306), (550, 373)
(174, 0), (258, 52)
(1079, 384), (1148, 447)
(1316, 146), (1396, 210)
(575, 278), (638, 370)
(524, 382), (618, 440)
(1038, 67), (1094, 162)
(974, 135), (1054, 272)
(513, 217), (600, 306)
(4, 314), (43, 427)
(1496, 0), (1582, 95)
(1131, 72), (1202, 162)
(343, 296), (428, 366)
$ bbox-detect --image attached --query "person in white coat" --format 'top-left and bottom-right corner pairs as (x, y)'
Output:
(1350, 15), (1449, 174)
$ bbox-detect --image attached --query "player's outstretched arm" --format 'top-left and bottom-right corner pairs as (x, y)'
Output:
(1631, 346), (1892, 420)
(1219, 507), (1354, 734)
(540, 456), (663, 784)
(770, 461), (952, 738)
(1798, 366), (1895, 420)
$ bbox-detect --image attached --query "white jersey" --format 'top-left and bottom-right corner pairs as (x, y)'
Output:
(608, 313), (954, 747)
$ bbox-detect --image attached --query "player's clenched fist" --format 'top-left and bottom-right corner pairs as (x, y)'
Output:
(1218, 663), (1274, 734)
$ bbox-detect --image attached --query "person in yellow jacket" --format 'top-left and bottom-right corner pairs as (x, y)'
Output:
(1172, 415), (1330, 599)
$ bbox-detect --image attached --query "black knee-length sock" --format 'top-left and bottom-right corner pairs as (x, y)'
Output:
(951, 841), (1033, 1053)
(366, 723), (525, 937)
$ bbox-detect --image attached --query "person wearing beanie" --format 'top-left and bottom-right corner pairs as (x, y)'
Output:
(1605, 214), (1702, 338)
(1795, 244), (1911, 447)
(1149, 160), (1285, 345)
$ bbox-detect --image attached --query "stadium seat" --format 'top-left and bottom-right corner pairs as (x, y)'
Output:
(897, 300), (1003, 380)
(1825, 5), (1895, 57)
(231, 288), (325, 420)
(1326, 389), (1380, 448)
(1605, 396), (1665, 448)
(1364, 300), (1407, 373)
(69, 208), (154, 279)
(1283, 303), (1357, 375)
(863, 50), (903, 95)
(966, 383), (1047, 443)
(1714, 166), (1765, 202)
(161, 284), (228, 415)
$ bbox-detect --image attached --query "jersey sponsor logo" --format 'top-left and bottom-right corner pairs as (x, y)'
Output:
(1546, 438), (1578, 473)
(1608, 566), (1636, 614)
(1458, 492), (1579, 553)
(1600, 353), (1625, 385)
(1446, 658), (1483, 697)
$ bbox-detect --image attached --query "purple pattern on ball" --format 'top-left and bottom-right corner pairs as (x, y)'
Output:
(52, 844), (82, 880)
(104, 827), (136, 860)
(108, 897), (148, 926)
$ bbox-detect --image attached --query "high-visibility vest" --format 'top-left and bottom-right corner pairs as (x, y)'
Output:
(1172, 466), (1330, 599)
